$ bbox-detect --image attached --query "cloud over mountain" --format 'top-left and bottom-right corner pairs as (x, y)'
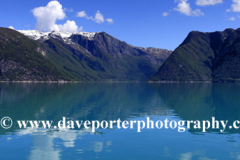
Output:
(227, 0), (240, 12)
(174, 0), (204, 16)
(32, 1), (82, 32)
(76, 10), (113, 24)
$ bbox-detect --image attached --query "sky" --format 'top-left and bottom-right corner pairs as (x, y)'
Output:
(1, 0), (240, 50)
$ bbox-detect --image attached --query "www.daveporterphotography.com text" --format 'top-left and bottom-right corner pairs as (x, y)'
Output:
(1, 116), (240, 133)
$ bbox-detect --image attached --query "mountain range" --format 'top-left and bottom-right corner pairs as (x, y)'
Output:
(0, 27), (171, 81)
(150, 28), (240, 82)
(2, 26), (240, 82)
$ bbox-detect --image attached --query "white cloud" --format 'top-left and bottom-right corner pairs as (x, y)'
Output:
(191, 9), (204, 16)
(32, 1), (81, 32)
(76, 11), (95, 21)
(77, 10), (112, 24)
(58, 20), (82, 32)
(174, 0), (204, 16)
(229, 17), (236, 20)
(8, 26), (14, 29)
(196, 0), (223, 6)
(106, 18), (114, 24)
(79, 26), (83, 31)
(174, 0), (191, 15)
(64, 8), (73, 12)
(228, 0), (240, 12)
(32, 1), (65, 31)
(76, 11), (88, 18)
(162, 12), (170, 16)
(95, 10), (104, 23)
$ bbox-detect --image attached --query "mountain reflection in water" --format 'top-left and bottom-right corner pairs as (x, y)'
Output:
(0, 83), (240, 160)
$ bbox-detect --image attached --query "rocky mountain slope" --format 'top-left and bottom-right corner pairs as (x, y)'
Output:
(18, 29), (171, 81)
(0, 27), (171, 81)
(0, 28), (70, 81)
(150, 28), (240, 82)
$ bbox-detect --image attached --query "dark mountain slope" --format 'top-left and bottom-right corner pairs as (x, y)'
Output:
(150, 28), (240, 82)
(0, 28), (70, 81)
(0, 27), (172, 81)
(41, 31), (172, 81)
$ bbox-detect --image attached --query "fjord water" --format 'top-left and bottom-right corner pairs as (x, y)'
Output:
(0, 83), (240, 160)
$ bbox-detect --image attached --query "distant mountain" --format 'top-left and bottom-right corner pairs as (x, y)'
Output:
(149, 28), (240, 82)
(0, 27), (171, 81)
(18, 29), (171, 81)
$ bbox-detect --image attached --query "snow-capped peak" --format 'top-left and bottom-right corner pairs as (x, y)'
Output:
(18, 30), (50, 41)
(50, 31), (72, 39)
(74, 32), (96, 40)
(17, 30), (97, 43)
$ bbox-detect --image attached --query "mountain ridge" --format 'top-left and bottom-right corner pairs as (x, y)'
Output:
(0, 27), (172, 81)
(0, 28), (70, 81)
(149, 28), (240, 82)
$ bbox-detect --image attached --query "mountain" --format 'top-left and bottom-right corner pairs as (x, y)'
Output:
(16, 29), (171, 81)
(0, 28), (70, 81)
(149, 28), (240, 82)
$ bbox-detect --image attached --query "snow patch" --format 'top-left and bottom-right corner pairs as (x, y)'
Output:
(73, 32), (96, 40)
(18, 30), (50, 40)
(17, 30), (97, 42)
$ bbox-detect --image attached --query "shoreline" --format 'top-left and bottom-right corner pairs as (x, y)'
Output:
(0, 80), (142, 83)
(0, 80), (240, 83)
(147, 80), (240, 83)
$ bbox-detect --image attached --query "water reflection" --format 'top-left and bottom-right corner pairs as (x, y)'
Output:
(29, 135), (60, 160)
(0, 83), (240, 159)
(15, 127), (102, 160)
(150, 83), (240, 134)
(1, 83), (240, 134)
(0, 83), (170, 134)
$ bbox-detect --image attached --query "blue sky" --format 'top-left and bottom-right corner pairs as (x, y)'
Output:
(1, 0), (240, 50)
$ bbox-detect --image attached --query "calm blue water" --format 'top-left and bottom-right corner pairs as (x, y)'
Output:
(0, 83), (240, 160)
